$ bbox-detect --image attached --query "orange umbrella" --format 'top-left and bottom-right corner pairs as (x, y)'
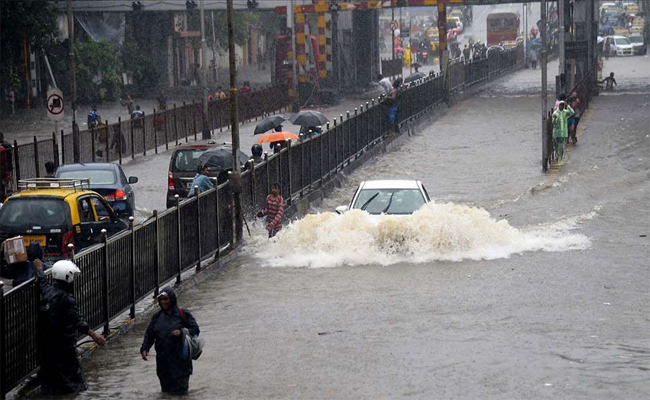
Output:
(255, 131), (298, 144)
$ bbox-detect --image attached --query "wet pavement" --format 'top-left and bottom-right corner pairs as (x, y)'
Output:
(72, 53), (650, 399)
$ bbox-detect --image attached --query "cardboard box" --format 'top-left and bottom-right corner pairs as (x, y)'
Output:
(2, 236), (28, 265)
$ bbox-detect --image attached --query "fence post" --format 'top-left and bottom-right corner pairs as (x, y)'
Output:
(60, 130), (65, 166)
(183, 101), (189, 143)
(346, 111), (351, 162)
(129, 216), (136, 318)
(299, 134), (305, 197)
(153, 210), (160, 297)
(130, 116), (135, 159)
(195, 187), (201, 272)
(153, 109), (158, 155)
(142, 111), (147, 157)
(164, 109), (169, 151)
(264, 152), (270, 196)
(284, 143), (293, 200)
(320, 125), (326, 184)
(12, 140), (20, 182)
(117, 118), (123, 165)
(286, 140), (292, 201)
(333, 118), (338, 172)
(33, 136), (40, 178)
(52, 132), (60, 167)
(0, 280), (5, 400)
(249, 160), (256, 210)
(173, 103), (179, 146)
(214, 186), (221, 261)
(100, 229), (110, 336)
(103, 121), (109, 162)
(175, 195), (182, 284)
(192, 100), (197, 141)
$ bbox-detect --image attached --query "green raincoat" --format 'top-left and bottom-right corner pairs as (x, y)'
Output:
(552, 105), (575, 139)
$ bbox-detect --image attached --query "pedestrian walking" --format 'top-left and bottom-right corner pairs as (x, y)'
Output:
(0, 132), (13, 200)
(530, 48), (538, 69)
(251, 144), (264, 164)
(384, 78), (402, 133)
(35, 260), (106, 394)
(567, 91), (581, 145)
(120, 94), (135, 115)
(188, 164), (214, 196)
(87, 106), (99, 128)
(240, 81), (252, 95)
(462, 45), (471, 62)
(140, 287), (200, 396)
(215, 86), (227, 100)
(552, 100), (574, 162)
(257, 183), (284, 238)
(377, 74), (393, 93)
(604, 39), (611, 60)
(601, 72), (617, 91)
(157, 92), (168, 111)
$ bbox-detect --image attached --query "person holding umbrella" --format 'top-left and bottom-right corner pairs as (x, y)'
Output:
(254, 115), (286, 135)
(188, 164), (213, 197)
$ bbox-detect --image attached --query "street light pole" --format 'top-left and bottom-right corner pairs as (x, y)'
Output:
(391, 7), (395, 61)
(226, 0), (243, 243)
(558, 0), (566, 94)
(289, 0), (300, 111)
(200, 0), (210, 139)
(541, 0), (548, 172)
(67, 0), (79, 162)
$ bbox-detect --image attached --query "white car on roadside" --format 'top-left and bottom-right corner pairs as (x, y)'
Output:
(607, 35), (634, 57)
(336, 180), (431, 216)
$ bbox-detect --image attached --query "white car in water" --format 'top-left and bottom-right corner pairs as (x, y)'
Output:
(336, 180), (431, 216)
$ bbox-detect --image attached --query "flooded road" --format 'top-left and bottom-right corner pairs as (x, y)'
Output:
(75, 54), (650, 399)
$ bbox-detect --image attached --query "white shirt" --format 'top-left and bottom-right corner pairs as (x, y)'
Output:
(379, 77), (393, 93)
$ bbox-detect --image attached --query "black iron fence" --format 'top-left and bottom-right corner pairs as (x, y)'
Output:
(1, 84), (289, 196)
(0, 46), (524, 399)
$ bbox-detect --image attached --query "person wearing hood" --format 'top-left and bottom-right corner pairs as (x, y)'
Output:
(552, 100), (574, 161)
(35, 260), (106, 394)
(141, 287), (199, 395)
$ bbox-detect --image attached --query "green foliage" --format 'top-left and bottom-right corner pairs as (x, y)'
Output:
(71, 38), (122, 103)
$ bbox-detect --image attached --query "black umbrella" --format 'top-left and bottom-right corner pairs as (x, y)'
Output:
(254, 114), (286, 135)
(197, 146), (250, 171)
(411, 62), (422, 70)
(289, 110), (329, 127)
(404, 71), (426, 84)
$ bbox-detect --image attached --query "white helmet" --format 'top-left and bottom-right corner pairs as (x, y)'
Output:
(51, 260), (81, 283)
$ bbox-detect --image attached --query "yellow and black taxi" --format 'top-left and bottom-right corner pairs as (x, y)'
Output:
(0, 178), (128, 261)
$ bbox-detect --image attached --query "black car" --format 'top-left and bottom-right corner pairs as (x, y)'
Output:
(55, 163), (138, 218)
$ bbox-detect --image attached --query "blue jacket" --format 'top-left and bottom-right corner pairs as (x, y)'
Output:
(187, 174), (213, 196)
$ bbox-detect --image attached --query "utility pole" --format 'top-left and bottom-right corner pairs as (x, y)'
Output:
(391, 7), (395, 61)
(211, 11), (217, 82)
(200, 0), (210, 139)
(67, 0), (79, 163)
(437, 1), (448, 94)
(289, 0), (300, 111)
(541, 0), (548, 172)
(226, 0), (243, 243)
(558, 0), (566, 95)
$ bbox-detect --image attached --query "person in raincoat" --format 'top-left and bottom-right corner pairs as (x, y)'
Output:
(403, 45), (412, 68)
(141, 287), (200, 395)
(36, 260), (106, 394)
(552, 100), (574, 161)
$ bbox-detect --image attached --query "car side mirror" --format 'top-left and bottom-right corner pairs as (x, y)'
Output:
(128, 176), (138, 184)
(335, 206), (348, 215)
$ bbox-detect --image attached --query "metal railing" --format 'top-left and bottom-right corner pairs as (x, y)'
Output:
(0, 46), (524, 399)
(1, 84), (289, 195)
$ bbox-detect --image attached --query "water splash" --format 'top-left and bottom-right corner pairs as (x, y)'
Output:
(252, 202), (592, 268)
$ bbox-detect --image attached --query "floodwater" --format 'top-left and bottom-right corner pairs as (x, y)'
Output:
(47, 6), (650, 400)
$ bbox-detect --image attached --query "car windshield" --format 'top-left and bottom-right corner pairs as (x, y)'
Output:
(629, 36), (643, 43)
(0, 198), (68, 229)
(615, 38), (631, 45)
(57, 169), (116, 185)
(352, 189), (425, 215)
(172, 149), (208, 172)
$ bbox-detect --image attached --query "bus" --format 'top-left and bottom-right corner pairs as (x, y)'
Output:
(486, 13), (520, 47)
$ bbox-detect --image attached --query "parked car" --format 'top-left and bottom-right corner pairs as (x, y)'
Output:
(166, 143), (248, 208)
(0, 178), (128, 261)
(628, 33), (647, 55)
(335, 180), (431, 217)
(55, 163), (138, 218)
(448, 16), (464, 33)
(607, 35), (635, 56)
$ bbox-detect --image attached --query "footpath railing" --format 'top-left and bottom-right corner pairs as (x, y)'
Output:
(0, 45), (523, 399)
(543, 69), (596, 169)
(1, 84), (289, 194)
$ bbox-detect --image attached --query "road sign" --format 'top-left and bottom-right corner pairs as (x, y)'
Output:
(565, 40), (588, 60)
(47, 88), (64, 122)
(400, 28), (410, 38)
(390, 20), (398, 31)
